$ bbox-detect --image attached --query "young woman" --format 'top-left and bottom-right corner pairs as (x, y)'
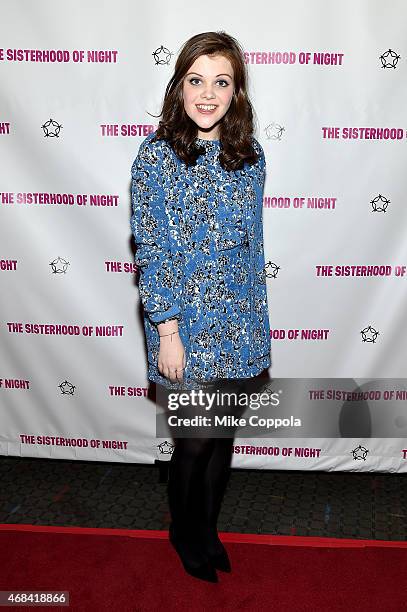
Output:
(130, 31), (271, 582)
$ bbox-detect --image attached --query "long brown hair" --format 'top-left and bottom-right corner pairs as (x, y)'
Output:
(150, 31), (259, 171)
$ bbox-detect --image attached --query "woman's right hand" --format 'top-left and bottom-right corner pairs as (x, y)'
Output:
(157, 322), (186, 383)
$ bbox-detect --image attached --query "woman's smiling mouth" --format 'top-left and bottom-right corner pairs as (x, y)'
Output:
(195, 104), (218, 114)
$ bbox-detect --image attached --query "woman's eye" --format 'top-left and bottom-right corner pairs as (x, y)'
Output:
(188, 78), (230, 87)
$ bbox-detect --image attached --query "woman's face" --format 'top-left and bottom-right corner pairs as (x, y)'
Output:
(182, 54), (235, 140)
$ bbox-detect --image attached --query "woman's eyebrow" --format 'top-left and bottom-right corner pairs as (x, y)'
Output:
(185, 72), (233, 78)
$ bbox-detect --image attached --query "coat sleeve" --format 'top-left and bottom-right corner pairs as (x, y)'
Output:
(253, 137), (266, 188)
(130, 136), (182, 324)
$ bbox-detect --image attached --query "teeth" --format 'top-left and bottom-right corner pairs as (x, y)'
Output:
(197, 104), (217, 110)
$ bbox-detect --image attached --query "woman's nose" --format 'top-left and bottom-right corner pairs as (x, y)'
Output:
(201, 84), (216, 98)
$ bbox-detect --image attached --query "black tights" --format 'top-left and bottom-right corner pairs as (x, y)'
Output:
(168, 435), (235, 555)
(164, 377), (250, 558)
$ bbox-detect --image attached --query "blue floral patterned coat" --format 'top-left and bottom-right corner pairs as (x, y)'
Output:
(130, 131), (271, 390)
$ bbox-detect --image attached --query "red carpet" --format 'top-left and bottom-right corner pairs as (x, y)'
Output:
(1, 524), (407, 611)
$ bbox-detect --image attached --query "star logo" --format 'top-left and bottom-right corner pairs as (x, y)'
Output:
(360, 325), (380, 343)
(50, 256), (70, 274)
(370, 194), (390, 212)
(152, 46), (173, 66)
(351, 445), (369, 461)
(59, 380), (76, 395)
(42, 118), (63, 137)
(265, 261), (280, 279)
(265, 122), (285, 141)
(379, 48), (400, 69)
(157, 440), (174, 455)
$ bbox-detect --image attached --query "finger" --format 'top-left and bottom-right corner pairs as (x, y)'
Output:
(166, 367), (177, 383)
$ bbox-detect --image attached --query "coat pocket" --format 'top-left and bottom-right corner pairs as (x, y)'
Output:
(213, 221), (248, 251)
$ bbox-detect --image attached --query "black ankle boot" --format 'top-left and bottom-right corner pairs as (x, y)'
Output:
(199, 526), (231, 573)
(207, 545), (231, 573)
(169, 523), (218, 583)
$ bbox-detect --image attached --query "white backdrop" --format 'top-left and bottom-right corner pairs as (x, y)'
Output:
(1, 0), (407, 471)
